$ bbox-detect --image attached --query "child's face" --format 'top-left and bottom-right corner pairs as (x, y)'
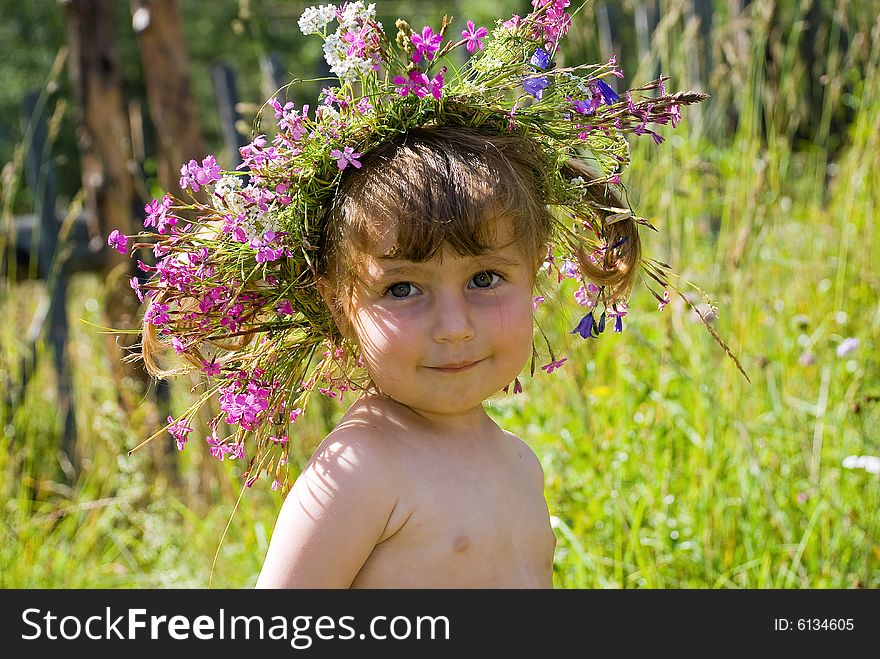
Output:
(344, 217), (537, 420)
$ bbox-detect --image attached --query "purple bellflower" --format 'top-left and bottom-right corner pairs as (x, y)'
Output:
(596, 79), (620, 104)
(571, 312), (598, 339)
(524, 48), (553, 99)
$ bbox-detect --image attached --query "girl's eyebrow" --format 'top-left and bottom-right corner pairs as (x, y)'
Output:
(375, 253), (523, 275)
(372, 260), (421, 277)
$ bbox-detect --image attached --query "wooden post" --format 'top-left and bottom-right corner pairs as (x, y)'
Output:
(692, 0), (714, 88)
(63, 0), (150, 415)
(20, 91), (76, 473)
(595, 2), (618, 64)
(211, 63), (246, 169)
(130, 0), (206, 195)
(129, 0), (205, 480)
(260, 53), (287, 104)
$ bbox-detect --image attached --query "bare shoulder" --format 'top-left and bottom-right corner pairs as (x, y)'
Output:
(296, 402), (401, 512)
(500, 428), (545, 488)
(254, 399), (402, 588)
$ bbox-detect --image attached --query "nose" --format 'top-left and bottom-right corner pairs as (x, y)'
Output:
(431, 290), (476, 343)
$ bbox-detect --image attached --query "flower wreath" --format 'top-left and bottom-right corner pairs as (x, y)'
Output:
(109, 1), (737, 491)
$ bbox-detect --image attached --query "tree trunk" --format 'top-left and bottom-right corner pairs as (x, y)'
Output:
(130, 0), (206, 195)
(63, 0), (155, 417)
(63, 1), (140, 331)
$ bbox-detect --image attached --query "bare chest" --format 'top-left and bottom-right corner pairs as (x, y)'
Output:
(351, 459), (556, 588)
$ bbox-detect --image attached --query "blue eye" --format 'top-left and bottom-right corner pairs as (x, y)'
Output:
(469, 271), (501, 289)
(387, 282), (417, 298)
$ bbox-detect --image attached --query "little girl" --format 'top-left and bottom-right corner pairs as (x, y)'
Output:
(256, 127), (595, 587)
(117, 1), (709, 588)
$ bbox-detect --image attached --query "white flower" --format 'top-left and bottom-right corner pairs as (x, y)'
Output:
(340, 1), (375, 28)
(239, 190), (279, 241)
(298, 4), (338, 36)
(316, 105), (340, 122)
(842, 455), (880, 475)
(323, 33), (344, 68)
(215, 180), (280, 241)
(473, 57), (505, 74)
(212, 175), (244, 213)
(323, 46), (373, 84)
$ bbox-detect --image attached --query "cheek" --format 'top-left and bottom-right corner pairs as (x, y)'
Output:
(511, 307), (537, 361)
(482, 294), (535, 368)
(497, 294), (535, 338)
(351, 307), (415, 361)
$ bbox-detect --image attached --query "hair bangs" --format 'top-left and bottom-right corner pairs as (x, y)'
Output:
(325, 128), (550, 269)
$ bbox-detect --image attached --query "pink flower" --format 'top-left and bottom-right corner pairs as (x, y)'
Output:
(144, 195), (175, 233)
(502, 14), (521, 30)
(207, 434), (230, 461)
(575, 283), (600, 308)
(219, 381), (271, 430)
(461, 21), (487, 53)
(319, 386), (338, 399)
(329, 146), (362, 170)
(342, 24), (371, 57)
(269, 99), (310, 141)
(144, 302), (170, 326)
(239, 135), (280, 169)
(541, 358), (567, 374)
(201, 359), (221, 376)
(394, 68), (445, 99)
(529, 0), (572, 47)
(179, 155), (221, 192)
(107, 230), (128, 254)
(289, 408), (303, 423)
(250, 231), (285, 262)
(129, 276), (144, 302)
(228, 442), (245, 461)
(410, 25), (443, 63)
(276, 300), (295, 316)
(426, 68), (446, 99)
(167, 415), (193, 451)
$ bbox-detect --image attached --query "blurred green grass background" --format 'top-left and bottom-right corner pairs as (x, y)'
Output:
(1, 0), (878, 588)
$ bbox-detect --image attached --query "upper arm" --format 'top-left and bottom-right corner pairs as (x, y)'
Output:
(255, 432), (395, 588)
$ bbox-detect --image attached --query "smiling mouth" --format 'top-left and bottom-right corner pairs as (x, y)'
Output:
(427, 359), (483, 373)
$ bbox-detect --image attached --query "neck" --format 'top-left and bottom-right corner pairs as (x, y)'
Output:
(358, 392), (495, 437)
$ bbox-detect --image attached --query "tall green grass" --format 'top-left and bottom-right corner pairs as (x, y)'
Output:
(1, 1), (877, 588)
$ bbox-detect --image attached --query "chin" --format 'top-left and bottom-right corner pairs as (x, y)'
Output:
(407, 386), (509, 417)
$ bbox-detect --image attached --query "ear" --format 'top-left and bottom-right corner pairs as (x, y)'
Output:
(316, 276), (356, 343)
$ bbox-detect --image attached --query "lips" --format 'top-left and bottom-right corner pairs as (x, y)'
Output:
(427, 359), (483, 372)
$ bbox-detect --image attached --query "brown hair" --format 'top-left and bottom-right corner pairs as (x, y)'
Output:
(139, 126), (643, 377)
(561, 158), (642, 302)
(318, 127), (552, 286)
(317, 125), (641, 312)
